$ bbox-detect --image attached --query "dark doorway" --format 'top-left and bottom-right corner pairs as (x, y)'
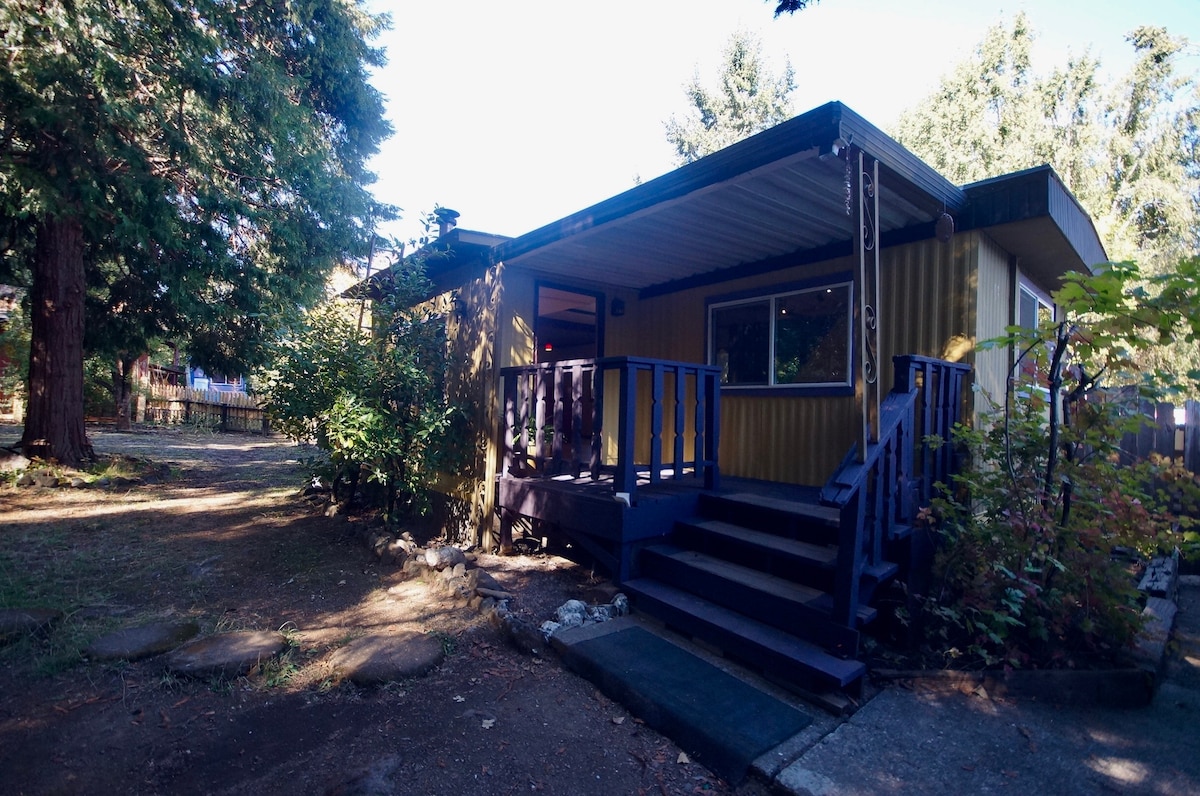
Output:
(535, 285), (602, 363)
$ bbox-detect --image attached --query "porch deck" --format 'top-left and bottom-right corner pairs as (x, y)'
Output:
(497, 354), (971, 695)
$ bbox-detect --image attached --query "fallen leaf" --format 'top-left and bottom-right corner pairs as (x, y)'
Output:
(961, 764), (976, 771)
(677, 752), (690, 764)
(453, 695), (465, 703)
(481, 718), (496, 729)
(612, 716), (626, 725)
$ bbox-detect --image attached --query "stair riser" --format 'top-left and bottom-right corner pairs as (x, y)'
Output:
(697, 494), (840, 546)
(627, 584), (862, 692)
(673, 523), (837, 592)
(641, 550), (859, 655)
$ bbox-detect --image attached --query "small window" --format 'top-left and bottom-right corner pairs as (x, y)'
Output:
(709, 282), (852, 389)
(1019, 284), (1054, 332)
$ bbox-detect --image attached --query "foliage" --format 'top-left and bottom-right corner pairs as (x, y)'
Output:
(261, 260), (465, 520)
(664, 30), (796, 165)
(0, 0), (391, 463)
(915, 259), (1200, 669)
(0, 292), (29, 400)
(771, 0), (819, 15)
(892, 15), (1200, 390)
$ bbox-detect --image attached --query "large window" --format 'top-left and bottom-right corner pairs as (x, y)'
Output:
(709, 281), (852, 389)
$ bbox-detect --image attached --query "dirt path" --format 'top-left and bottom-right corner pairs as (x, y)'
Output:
(0, 426), (731, 795)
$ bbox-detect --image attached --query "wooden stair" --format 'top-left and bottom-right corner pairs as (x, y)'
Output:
(624, 491), (900, 697)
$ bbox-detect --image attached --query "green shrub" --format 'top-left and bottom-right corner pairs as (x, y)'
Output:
(912, 259), (1200, 669)
(260, 260), (465, 519)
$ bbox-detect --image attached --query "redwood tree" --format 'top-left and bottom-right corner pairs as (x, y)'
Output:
(0, 0), (391, 464)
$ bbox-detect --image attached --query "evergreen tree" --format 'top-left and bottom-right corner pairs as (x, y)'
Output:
(0, 0), (390, 463)
(664, 30), (796, 165)
(893, 15), (1200, 388)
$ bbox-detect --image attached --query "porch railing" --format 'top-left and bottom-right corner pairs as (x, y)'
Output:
(820, 354), (971, 627)
(500, 357), (722, 500)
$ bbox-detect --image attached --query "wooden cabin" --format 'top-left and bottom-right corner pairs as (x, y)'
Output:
(363, 102), (1107, 694)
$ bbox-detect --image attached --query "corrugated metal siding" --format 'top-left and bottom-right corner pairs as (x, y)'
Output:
(721, 395), (857, 484)
(879, 235), (977, 386)
(973, 234), (1015, 409)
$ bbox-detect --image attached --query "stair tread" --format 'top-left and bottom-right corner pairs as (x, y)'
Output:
(682, 519), (838, 566)
(625, 578), (865, 686)
(709, 492), (841, 527)
(645, 544), (876, 624)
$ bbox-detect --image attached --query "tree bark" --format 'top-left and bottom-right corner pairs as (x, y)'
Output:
(20, 215), (94, 465)
(111, 360), (134, 432)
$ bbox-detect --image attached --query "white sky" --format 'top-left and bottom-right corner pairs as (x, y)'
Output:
(364, 0), (1200, 245)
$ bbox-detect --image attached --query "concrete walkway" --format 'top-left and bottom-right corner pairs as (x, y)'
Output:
(558, 579), (1200, 794)
(773, 578), (1200, 795)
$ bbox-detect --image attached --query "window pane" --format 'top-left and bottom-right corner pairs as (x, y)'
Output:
(774, 286), (850, 385)
(711, 302), (769, 385)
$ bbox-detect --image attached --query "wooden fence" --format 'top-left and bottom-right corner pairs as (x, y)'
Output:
(142, 386), (268, 433)
(1099, 391), (1200, 473)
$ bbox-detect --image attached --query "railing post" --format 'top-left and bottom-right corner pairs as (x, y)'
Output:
(502, 372), (517, 477)
(590, 365), (604, 479)
(703, 368), (720, 490)
(570, 363), (584, 477)
(673, 366), (687, 480)
(649, 364), (664, 483)
(615, 361), (638, 497)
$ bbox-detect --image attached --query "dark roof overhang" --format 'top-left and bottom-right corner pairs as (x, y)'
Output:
(342, 228), (511, 301)
(959, 166), (1108, 287)
(494, 102), (966, 298)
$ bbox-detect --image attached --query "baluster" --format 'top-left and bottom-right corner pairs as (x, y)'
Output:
(649, 364), (664, 483)
(673, 366), (687, 479)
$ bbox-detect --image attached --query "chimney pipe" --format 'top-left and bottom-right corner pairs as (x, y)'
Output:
(435, 208), (460, 238)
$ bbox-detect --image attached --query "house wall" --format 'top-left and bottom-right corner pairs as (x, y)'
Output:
(433, 264), (507, 547)
(608, 234), (984, 485)
(973, 233), (1017, 414)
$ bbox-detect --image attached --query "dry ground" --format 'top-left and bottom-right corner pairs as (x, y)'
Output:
(0, 426), (731, 795)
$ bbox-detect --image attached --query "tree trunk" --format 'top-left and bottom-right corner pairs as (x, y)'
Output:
(20, 215), (93, 465)
(111, 359), (134, 432)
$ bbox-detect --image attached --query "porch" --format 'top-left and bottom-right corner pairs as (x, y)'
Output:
(497, 353), (971, 695)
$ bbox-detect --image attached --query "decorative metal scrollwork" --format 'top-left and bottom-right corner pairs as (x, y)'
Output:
(860, 166), (876, 252)
(863, 304), (878, 385)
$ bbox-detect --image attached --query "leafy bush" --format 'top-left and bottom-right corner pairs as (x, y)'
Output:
(912, 259), (1200, 669)
(260, 261), (465, 519)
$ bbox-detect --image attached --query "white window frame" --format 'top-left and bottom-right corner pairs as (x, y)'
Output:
(707, 280), (854, 390)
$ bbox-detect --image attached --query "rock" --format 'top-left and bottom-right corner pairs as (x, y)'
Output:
(476, 587), (515, 601)
(493, 610), (546, 656)
(32, 473), (60, 488)
(0, 607), (63, 640)
(93, 476), (111, 487)
(611, 593), (629, 617)
(588, 604), (616, 622)
(328, 632), (445, 685)
(86, 620), (200, 662)
(165, 630), (287, 679)
(69, 477), (88, 488)
(0, 451), (30, 472)
(450, 562), (466, 579)
(555, 599), (589, 628)
(540, 620), (562, 640)
(463, 568), (503, 593)
(15, 473), (34, 487)
(424, 546), (466, 570)
(386, 539), (415, 560)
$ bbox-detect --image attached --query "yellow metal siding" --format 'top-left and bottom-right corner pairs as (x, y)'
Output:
(973, 233), (1016, 411)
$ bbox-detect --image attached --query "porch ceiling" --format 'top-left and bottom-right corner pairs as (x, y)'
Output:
(496, 102), (966, 297)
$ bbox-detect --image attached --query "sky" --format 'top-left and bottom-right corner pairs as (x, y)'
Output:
(363, 0), (1200, 246)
